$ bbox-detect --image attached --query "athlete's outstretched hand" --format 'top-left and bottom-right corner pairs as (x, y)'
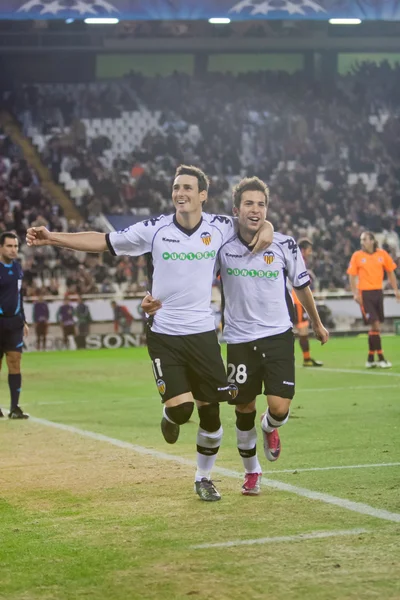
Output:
(249, 220), (274, 254)
(141, 293), (162, 316)
(26, 226), (51, 247)
(312, 322), (329, 345)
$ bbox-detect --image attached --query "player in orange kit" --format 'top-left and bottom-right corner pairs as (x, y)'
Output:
(292, 239), (323, 367)
(347, 231), (399, 368)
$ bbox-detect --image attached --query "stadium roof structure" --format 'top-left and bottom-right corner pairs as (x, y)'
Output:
(2, 0), (400, 22)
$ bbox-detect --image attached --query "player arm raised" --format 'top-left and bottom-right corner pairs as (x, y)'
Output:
(26, 227), (108, 253)
(294, 286), (329, 344)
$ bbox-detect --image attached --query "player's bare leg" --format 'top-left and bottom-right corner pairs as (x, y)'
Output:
(5, 351), (28, 419)
(236, 399), (262, 495)
(260, 395), (291, 461)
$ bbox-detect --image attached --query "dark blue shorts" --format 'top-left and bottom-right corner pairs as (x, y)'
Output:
(0, 315), (24, 357)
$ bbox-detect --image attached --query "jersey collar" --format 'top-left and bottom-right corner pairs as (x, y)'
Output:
(0, 260), (14, 268)
(173, 214), (203, 236)
(237, 231), (253, 250)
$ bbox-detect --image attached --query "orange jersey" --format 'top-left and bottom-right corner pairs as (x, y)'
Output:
(347, 249), (397, 291)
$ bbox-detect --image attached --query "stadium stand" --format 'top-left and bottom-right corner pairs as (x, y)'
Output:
(1, 63), (400, 301)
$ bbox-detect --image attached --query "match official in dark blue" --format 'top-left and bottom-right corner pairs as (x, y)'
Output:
(0, 232), (29, 419)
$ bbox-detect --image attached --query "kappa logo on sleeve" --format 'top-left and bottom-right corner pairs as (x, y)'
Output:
(280, 238), (298, 257)
(210, 215), (232, 226)
(143, 217), (162, 227)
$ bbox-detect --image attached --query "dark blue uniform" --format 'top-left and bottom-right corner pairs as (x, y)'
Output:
(0, 260), (25, 358)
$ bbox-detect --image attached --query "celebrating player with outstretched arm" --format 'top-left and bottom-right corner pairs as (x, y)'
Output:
(27, 164), (274, 502)
(143, 176), (329, 497)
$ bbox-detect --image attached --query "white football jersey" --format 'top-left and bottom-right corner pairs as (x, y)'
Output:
(217, 232), (310, 343)
(107, 213), (235, 335)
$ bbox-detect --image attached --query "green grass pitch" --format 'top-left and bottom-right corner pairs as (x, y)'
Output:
(0, 336), (399, 600)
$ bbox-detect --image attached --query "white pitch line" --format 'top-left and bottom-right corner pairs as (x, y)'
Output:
(296, 383), (399, 396)
(265, 462), (400, 474)
(313, 367), (400, 378)
(297, 384), (400, 393)
(28, 416), (400, 524)
(190, 528), (368, 550)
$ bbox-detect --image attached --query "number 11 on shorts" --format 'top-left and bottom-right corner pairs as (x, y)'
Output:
(152, 358), (163, 378)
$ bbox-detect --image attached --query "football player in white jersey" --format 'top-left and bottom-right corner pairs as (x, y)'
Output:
(217, 177), (329, 495)
(26, 165), (274, 502)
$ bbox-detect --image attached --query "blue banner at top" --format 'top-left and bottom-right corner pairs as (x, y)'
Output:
(1, 0), (400, 21)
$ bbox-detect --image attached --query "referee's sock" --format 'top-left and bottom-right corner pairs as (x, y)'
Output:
(8, 374), (22, 410)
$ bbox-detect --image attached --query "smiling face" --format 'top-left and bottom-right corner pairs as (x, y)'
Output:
(0, 235), (19, 263)
(234, 190), (267, 238)
(172, 174), (207, 218)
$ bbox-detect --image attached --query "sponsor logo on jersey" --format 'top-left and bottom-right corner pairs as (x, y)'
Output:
(283, 381), (295, 386)
(226, 253), (243, 258)
(226, 268), (279, 279)
(156, 379), (166, 395)
(263, 251), (274, 265)
(298, 271), (309, 280)
(201, 232), (212, 246)
(162, 250), (216, 261)
(361, 258), (366, 263)
(162, 237), (180, 243)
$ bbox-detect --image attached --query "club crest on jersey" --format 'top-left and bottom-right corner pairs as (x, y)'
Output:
(263, 251), (274, 265)
(201, 232), (212, 246)
(156, 379), (166, 395)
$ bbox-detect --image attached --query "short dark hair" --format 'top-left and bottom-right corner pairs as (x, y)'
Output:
(232, 177), (269, 209)
(363, 231), (379, 251)
(298, 238), (313, 251)
(174, 164), (209, 193)
(0, 232), (19, 246)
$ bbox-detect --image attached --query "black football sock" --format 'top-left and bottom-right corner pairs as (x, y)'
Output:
(8, 374), (21, 410)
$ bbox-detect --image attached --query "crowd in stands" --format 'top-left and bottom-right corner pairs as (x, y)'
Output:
(0, 128), (147, 298)
(2, 60), (400, 296)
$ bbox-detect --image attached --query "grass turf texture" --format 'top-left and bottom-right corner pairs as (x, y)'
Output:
(0, 336), (399, 600)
